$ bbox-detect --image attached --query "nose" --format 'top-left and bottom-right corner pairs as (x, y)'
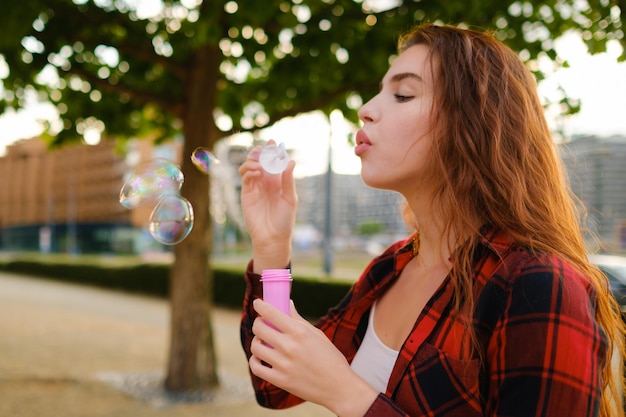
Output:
(358, 96), (376, 124)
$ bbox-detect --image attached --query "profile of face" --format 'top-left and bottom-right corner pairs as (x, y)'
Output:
(356, 44), (436, 197)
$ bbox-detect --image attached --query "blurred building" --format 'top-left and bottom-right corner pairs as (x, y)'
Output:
(0, 135), (408, 254)
(559, 135), (626, 252)
(295, 173), (406, 244)
(0, 137), (181, 254)
(3, 134), (624, 255)
(0, 138), (130, 253)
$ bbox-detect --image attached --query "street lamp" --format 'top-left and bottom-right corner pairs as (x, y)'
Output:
(323, 110), (344, 276)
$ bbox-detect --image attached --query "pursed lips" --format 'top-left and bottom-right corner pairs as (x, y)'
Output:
(354, 130), (371, 157)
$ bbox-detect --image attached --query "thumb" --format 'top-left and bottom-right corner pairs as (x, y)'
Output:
(289, 300), (308, 323)
(281, 160), (297, 202)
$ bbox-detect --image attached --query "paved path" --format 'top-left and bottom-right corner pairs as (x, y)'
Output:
(0, 271), (333, 417)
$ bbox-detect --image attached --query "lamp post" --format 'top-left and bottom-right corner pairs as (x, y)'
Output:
(323, 134), (333, 276)
(323, 110), (344, 276)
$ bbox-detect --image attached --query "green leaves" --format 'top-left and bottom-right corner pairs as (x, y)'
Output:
(0, 0), (624, 146)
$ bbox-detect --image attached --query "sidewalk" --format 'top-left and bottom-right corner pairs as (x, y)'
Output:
(0, 271), (333, 417)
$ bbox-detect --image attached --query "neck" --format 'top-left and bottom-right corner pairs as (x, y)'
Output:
(407, 200), (458, 269)
(414, 226), (454, 270)
(407, 194), (483, 268)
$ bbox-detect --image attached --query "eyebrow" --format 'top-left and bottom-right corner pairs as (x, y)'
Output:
(380, 72), (424, 90)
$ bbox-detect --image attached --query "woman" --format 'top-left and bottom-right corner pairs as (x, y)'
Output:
(238, 23), (625, 417)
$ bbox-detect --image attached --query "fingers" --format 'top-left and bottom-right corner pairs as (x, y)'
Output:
(281, 160), (298, 204)
(250, 334), (276, 361)
(247, 145), (263, 161)
(238, 147), (266, 190)
(249, 320), (284, 377)
(238, 146), (262, 174)
(249, 353), (268, 375)
(249, 349), (286, 387)
(253, 299), (288, 333)
(249, 341), (276, 380)
(252, 299), (311, 350)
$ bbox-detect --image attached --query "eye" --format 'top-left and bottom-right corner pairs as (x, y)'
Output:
(393, 93), (413, 102)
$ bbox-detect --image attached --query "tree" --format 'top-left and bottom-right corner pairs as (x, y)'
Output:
(358, 219), (384, 236)
(1, 0), (623, 392)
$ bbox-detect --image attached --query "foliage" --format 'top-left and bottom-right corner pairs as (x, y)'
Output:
(0, 258), (350, 320)
(358, 219), (384, 236)
(0, 0), (623, 146)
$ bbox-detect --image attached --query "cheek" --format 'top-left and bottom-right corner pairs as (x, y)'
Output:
(397, 123), (432, 157)
(409, 110), (433, 137)
(400, 128), (435, 175)
(394, 104), (432, 138)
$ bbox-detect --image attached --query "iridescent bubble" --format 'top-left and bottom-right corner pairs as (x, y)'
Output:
(149, 195), (194, 245)
(259, 142), (289, 174)
(191, 147), (220, 174)
(119, 159), (184, 209)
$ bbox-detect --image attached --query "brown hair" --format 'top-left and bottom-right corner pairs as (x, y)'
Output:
(399, 23), (625, 416)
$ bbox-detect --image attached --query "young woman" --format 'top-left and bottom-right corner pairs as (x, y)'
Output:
(238, 23), (625, 417)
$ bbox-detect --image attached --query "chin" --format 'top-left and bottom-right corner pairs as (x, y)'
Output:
(360, 170), (390, 190)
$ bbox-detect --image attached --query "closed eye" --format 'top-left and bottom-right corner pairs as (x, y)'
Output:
(394, 93), (413, 102)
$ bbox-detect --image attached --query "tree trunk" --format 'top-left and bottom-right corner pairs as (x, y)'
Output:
(165, 43), (221, 391)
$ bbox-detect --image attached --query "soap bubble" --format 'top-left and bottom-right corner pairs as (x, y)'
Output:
(119, 159), (193, 245)
(259, 142), (289, 174)
(149, 195), (194, 245)
(191, 147), (220, 174)
(119, 159), (184, 209)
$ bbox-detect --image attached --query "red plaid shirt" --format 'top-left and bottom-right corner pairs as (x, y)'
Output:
(240, 226), (607, 416)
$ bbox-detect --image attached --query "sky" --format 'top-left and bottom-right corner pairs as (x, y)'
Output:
(540, 33), (626, 139)
(0, 30), (625, 177)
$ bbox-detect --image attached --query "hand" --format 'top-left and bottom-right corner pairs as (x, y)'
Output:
(239, 141), (297, 270)
(249, 299), (378, 417)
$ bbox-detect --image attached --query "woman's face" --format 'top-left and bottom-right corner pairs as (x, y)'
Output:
(356, 44), (436, 196)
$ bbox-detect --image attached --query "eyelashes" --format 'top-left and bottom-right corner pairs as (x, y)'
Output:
(393, 93), (414, 102)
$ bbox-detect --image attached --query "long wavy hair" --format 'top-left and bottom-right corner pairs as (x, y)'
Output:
(399, 24), (625, 416)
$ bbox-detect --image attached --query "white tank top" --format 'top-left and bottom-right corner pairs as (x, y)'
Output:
(350, 302), (400, 393)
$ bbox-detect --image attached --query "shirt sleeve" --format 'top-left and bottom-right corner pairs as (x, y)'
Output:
(484, 254), (607, 416)
(362, 393), (411, 416)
